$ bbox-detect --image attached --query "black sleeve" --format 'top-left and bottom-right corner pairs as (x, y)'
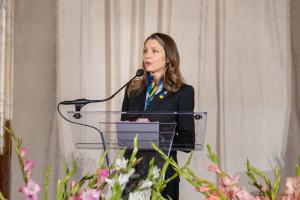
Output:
(120, 87), (142, 121)
(121, 87), (129, 121)
(174, 85), (195, 152)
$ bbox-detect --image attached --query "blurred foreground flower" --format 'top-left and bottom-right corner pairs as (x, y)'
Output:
(0, 128), (169, 200)
(152, 143), (300, 200)
(1, 127), (300, 200)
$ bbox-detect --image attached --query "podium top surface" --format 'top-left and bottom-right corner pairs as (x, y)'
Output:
(65, 111), (207, 151)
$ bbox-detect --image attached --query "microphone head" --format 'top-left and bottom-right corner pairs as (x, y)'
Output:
(136, 68), (144, 77)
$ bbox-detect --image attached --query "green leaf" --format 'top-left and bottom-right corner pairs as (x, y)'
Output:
(151, 143), (169, 161)
(272, 167), (281, 199)
(43, 165), (51, 200)
(296, 156), (300, 176)
(57, 161), (78, 199)
(98, 150), (107, 168)
(128, 135), (139, 165)
(0, 192), (5, 200)
(245, 159), (281, 200)
(183, 152), (193, 168)
(73, 174), (94, 193)
(165, 171), (179, 184)
(4, 127), (17, 141)
(111, 183), (122, 200)
(206, 144), (218, 164)
(147, 158), (155, 180)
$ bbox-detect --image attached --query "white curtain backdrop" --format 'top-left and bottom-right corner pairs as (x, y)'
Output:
(56, 0), (296, 197)
(11, 0), (299, 199)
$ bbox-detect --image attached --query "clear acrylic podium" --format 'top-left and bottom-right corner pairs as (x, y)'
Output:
(66, 111), (207, 158)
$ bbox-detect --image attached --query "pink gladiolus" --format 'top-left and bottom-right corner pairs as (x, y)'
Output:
(24, 160), (36, 172)
(259, 197), (270, 200)
(68, 195), (81, 200)
(20, 147), (28, 158)
(229, 185), (240, 196)
(281, 176), (300, 200)
(235, 188), (256, 200)
(196, 185), (210, 193)
(221, 176), (232, 186)
(97, 169), (109, 185)
(70, 180), (76, 190)
(206, 194), (220, 200)
(284, 177), (294, 195)
(220, 175), (240, 187)
(232, 175), (240, 184)
(24, 160), (36, 179)
(18, 179), (41, 200)
(80, 189), (101, 200)
(207, 164), (221, 174)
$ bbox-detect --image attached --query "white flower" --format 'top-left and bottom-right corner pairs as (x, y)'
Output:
(118, 168), (135, 187)
(139, 180), (153, 189)
(152, 166), (160, 180)
(105, 177), (115, 186)
(115, 158), (128, 170)
(129, 189), (151, 200)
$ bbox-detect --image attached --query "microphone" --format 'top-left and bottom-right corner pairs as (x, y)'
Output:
(59, 68), (144, 118)
(60, 68), (144, 106)
(59, 98), (98, 105)
(57, 68), (144, 167)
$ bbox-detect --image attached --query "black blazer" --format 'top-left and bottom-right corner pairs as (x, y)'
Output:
(121, 83), (195, 150)
(121, 84), (195, 184)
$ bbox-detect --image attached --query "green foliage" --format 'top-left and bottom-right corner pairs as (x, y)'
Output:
(0, 192), (5, 200)
(152, 143), (227, 200)
(296, 156), (300, 176)
(43, 165), (51, 200)
(6, 126), (300, 200)
(245, 159), (281, 200)
(57, 161), (78, 199)
(206, 144), (218, 164)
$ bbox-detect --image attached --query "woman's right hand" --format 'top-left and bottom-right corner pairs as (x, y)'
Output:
(136, 118), (150, 122)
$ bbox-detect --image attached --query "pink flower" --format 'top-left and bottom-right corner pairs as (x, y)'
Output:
(80, 189), (101, 200)
(70, 180), (76, 190)
(196, 185), (210, 193)
(235, 188), (256, 200)
(68, 195), (81, 200)
(24, 160), (36, 179)
(18, 179), (41, 200)
(20, 147), (28, 157)
(24, 160), (36, 172)
(207, 164), (221, 174)
(232, 175), (240, 184)
(97, 169), (109, 185)
(281, 176), (300, 200)
(284, 177), (294, 195)
(229, 185), (240, 197)
(220, 175), (239, 187)
(221, 176), (232, 186)
(206, 194), (220, 200)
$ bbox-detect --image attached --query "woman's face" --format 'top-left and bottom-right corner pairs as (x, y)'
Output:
(143, 39), (167, 79)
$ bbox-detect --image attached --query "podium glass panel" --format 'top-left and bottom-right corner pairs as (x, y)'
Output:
(66, 111), (207, 154)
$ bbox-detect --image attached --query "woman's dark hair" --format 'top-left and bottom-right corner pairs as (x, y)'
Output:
(128, 32), (184, 95)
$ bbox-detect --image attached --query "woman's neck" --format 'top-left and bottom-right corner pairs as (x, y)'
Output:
(150, 71), (164, 83)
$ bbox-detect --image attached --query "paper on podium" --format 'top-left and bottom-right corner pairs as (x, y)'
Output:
(116, 121), (159, 149)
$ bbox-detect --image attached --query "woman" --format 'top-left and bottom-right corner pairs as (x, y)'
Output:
(121, 32), (195, 200)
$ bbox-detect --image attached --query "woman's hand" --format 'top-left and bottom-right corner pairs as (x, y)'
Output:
(136, 118), (149, 122)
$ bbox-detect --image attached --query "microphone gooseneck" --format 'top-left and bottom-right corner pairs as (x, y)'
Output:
(57, 68), (145, 167)
(59, 68), (144, 106)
